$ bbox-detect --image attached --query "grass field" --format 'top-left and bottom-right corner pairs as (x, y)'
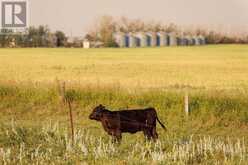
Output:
(0, 45), (248, 89)
(0, 45), (248, 164)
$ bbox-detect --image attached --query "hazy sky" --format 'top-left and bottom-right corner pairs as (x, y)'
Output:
(30, 0), (248, 36)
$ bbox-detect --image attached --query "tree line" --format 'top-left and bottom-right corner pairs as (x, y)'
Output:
(85, 15), (248, 46)
(1, 16), (248, 48)
(0, 26), (67, 48)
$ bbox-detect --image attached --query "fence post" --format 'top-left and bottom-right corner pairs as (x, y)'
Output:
(184, 91), (189, 117)
(67, 99), (74, 145)
(61, 82), (75, 145)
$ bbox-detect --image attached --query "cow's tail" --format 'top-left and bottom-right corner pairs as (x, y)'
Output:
(156, 115), (167, 131)
(149, 108), (167, 131)
(156, 117), (167, 131)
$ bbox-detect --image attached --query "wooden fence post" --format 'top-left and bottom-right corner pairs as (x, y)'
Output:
(184, 91), (189, 117)
(56, 79), (66, 109)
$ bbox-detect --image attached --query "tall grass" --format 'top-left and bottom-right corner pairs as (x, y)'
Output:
(0, 82), (248, 135)
(1, 82), (248, 122)
(0, 121), (247, 164)
(0, 83), (248, 164)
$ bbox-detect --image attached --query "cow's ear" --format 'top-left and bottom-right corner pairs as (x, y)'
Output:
(99, 104), (105, 109)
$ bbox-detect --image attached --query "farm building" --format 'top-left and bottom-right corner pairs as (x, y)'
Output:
(114, 32), (206, 48)
(83, 40), (90, 49)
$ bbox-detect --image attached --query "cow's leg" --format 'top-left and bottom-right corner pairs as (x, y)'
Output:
(111, 130), (122, 143)
(145, 116), (157, 141)
(107, 130), (117, 143)
(152, 127), (158, 141)
(115, 131), (122, 143)
(143, 130), (148, 139)
(150, 117), (158, 141)
(143, 129), (152, 140)
(113, 130), (122, 143)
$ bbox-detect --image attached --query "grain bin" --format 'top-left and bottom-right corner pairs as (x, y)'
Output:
(181, 37), (190, 46)
(146, 33), (152, 47)
(177, 37), (182, 45)
(115, 32), (126, 47)
(165, 33), (170, 46)
(125, 34), (129, 47)
(186, 36), (193, 45)
(136, 32), (147, 47)
(129, 33), (136, 48)
(135, 36), (141, 47)
(150, 32), (157, 47)
(193, 36), (200, 45)
(159, 32), (169, 46)
(146, 32), (157, 47)
(168, 33), (177, 46)
(199, 35), (206, 45)
(157, 32), (168, 46)
(156, 33), (161, 46)
(202, 37), (206, 45)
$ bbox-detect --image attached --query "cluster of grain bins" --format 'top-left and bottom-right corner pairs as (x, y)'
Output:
(114, 32), (206, 48)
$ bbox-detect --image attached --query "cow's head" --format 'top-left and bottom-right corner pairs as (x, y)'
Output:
(89, 104), (105, 121)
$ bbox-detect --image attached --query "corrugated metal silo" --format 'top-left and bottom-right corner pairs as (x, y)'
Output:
(168, 33), (177, 46)
(135, 35), (141, 47)
(146, 32), (157, 47)
(156, 33), (161, 46)
(157, 32), (168, 46)
(129, 33), (136, 48)
(203, 37), (206, 45)
(136, 32), (147, 47)
(151, 32), (157, 47)
(193, 36), (200, 45)
(181, 37), (189, 46)
(186, 36), (193, 46)
(198, 35), (203, 45)
(146, 33), (152, 47)
(157, 32), (164, 46)
(176, 37), (182, 46)
(199, 35), (206, 45)
(116, 32), (126, 48)
(125, 34), (129, 47)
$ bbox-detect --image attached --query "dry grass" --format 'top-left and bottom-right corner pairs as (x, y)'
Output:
(0, 45), (248, 164)
(0, 121), (247, 164)
(0, 45), (248, 89)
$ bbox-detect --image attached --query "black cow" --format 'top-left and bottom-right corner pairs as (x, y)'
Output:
(89, 104), (166, 142)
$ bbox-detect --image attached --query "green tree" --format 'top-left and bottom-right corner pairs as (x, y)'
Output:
(55, 31), (67, 47)
(0, 29), (13, 47)
(25, 25), (51, 47)
(98, 15), (118, 47)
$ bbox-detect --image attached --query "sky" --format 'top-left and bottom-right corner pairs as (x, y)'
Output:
(30, 0), (248, 36)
